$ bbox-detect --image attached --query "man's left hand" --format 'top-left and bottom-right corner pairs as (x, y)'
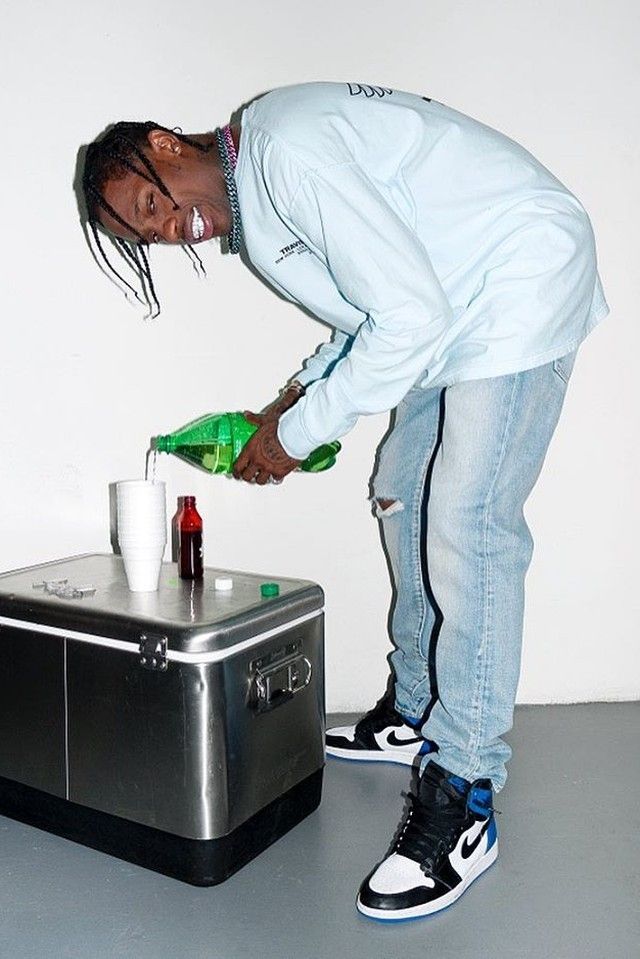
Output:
(232, 412), (301, 485)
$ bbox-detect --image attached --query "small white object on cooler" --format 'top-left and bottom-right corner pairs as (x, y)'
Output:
(32, 580), (96, 600)
(214, 577), (233, 591)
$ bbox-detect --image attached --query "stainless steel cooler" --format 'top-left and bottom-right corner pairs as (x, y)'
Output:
(0, 553), (325, 885)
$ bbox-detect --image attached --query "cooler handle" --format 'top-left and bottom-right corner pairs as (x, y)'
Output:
(251, 654), (312, 713)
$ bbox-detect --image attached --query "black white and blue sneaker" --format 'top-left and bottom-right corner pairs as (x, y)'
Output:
(326, 691), (435, 766)
(357, 760), (498, 921)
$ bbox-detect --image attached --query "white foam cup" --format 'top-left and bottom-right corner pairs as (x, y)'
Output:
(117, 513), (167, 532)
(117, 480), (166, 508)
(118, 533), (167, 550)
(116, 480), (167, 591)
(117, 482), (166, 537)
(118, 515), (166, 534)
(117, 479), (165, 497)
(121, 546), (165, 592)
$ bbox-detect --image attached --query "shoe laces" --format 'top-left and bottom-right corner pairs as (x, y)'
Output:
(395, 790), (501, 864)
(393, 790), (469, 871)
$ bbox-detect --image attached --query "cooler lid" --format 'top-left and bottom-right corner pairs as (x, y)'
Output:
(0, 554), (324, 656)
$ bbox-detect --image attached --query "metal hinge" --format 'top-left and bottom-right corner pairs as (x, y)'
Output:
(139, 633), (168, 671)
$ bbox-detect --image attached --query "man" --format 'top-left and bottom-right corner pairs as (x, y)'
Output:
(80, 81), (609, 921)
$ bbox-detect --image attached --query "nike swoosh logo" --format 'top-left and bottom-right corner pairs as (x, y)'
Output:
(385, 730), (423, 748)
(461, 818), (491, 859)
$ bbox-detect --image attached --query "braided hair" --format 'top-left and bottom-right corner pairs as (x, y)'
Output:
(82, 121), (215, 317)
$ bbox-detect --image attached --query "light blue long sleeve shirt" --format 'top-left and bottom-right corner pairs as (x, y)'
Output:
(234, 82), (609, 459)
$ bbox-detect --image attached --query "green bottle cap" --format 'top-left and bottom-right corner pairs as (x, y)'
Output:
(260, 582), (280, 598)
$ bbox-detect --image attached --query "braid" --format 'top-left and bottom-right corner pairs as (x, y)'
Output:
(81, 121), (216, 316)
(115, 235), (144, 273)
(183, 244), (206, 277)
(90, 221), (143, 303)
(109, 135), (180, 210)
(136, 243), (161, 317)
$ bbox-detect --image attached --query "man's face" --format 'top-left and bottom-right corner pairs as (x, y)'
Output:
(99, 130), (231, 246)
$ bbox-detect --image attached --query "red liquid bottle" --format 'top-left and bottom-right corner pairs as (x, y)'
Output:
(177, 496), (203, 580)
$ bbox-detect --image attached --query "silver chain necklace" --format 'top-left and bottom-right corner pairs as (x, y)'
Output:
(215, 127), (243, 254)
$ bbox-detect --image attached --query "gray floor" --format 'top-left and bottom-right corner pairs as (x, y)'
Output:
(1, 703), (638, 959)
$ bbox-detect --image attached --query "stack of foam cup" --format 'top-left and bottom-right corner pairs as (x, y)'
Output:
(116, 480), (167, 592)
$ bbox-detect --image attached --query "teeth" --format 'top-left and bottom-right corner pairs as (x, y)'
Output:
(192, 206), (204, 240)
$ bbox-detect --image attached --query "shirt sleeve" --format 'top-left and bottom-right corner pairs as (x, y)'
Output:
(293, 328), (354, 387)
(248, 256), (354, 389)
(276, 162), (455, 459)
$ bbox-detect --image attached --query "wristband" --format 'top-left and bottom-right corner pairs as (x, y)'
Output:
(281, 379), (306, 398)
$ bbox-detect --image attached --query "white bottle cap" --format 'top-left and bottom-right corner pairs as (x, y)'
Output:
(214, 576), (233, 591)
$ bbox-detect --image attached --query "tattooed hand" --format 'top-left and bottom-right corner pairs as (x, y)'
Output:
(249, 385), (304, 428)
(232, 414), (301, 485)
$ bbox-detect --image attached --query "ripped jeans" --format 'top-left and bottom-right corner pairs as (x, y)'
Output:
(371, 349), (578, 791)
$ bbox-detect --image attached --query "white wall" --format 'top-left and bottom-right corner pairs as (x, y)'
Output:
(1, 0), (637, 707)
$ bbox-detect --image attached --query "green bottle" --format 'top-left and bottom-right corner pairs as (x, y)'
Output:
(152, 412), (341, 474)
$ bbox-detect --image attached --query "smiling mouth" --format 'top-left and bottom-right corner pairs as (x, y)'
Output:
(191, 206), (205, 240)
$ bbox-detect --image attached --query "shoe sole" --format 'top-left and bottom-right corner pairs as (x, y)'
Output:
(326, 744), (421, 767)
(356, 841), (499, 922)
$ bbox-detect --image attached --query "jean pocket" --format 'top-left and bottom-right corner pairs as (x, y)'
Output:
(552, 348), (578, 386)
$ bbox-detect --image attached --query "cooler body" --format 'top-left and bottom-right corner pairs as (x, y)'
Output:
(0, 554), (325, 884)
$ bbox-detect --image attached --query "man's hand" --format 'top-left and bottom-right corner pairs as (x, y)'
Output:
(255, 384), (304, 425)
(232, 414), (301, 484)
(232, 385), (305, 485)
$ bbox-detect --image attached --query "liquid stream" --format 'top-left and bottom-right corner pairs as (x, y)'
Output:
(144, 448), (158, 483)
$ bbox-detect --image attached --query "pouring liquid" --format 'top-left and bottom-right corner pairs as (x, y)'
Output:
(144, 448), (158, 483)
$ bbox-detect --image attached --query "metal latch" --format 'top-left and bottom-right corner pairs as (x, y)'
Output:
(139, 633), (168, 671)
(250, 641), (312, 712)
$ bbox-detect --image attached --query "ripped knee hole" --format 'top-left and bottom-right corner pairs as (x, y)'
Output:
(373, 497), (405, 517)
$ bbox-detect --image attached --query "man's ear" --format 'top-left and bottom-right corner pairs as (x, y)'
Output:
(147, 129), (182, 156)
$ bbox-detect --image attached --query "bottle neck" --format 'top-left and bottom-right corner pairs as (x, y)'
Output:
(178, 495), (202, 531)
(153, 434), (175, 453)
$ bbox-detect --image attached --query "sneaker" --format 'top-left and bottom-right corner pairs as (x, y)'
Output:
(357, 760), (498, 921)
(326, 692), (434, 766)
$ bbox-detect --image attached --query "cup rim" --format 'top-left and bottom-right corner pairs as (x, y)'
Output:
(116, 479), (166, 489)
(119, 537), (166, 543)
(118, 513), (166, 529)
(118, 541), (166, 547)
(118, 538), (166, 546)
(122, 557), (165, 564)
(118, 528), (166, 535)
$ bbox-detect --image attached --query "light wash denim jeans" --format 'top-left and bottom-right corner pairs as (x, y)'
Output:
(372, 348), (579, 792)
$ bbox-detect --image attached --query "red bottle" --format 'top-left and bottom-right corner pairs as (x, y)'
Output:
(177, 496), (203, 580)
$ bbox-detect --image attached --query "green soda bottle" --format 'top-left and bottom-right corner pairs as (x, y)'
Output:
(152, 412), (341, 474)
